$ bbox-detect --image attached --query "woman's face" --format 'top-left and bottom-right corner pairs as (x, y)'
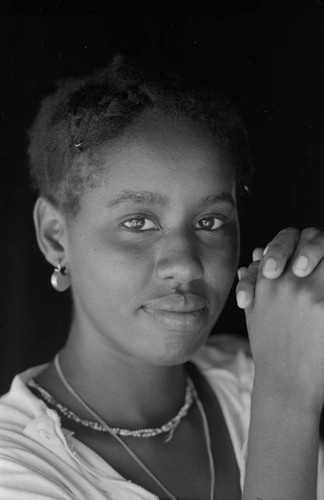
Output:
(65, 112), (240, 366)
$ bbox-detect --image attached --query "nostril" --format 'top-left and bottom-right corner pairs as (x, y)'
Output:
(156, 253), (203, 283)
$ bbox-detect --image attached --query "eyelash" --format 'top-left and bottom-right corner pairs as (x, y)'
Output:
(121, 216), (159, 231)
(120, 214), (225, 232)
(194, 216), (225, 231)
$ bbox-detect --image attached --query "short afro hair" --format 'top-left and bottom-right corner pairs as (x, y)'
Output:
(28, 54), (253, 216)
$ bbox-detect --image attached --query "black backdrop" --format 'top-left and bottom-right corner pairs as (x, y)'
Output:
(1, 6), (324, 394)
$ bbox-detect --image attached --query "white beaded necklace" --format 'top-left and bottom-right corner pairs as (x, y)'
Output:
(53, 353), (215, 500)
(29, 373), (195, 442)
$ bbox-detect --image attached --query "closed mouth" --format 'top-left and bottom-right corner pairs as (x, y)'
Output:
(143, 293), (208, 313)
(141, 293), (209, 331)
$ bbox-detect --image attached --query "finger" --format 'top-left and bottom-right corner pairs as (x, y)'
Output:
(237, 266), (248, 280)
(291, 227), (323, 277)
(252, 247), (264, 262)
(236, 261), (260, 309)
(261, 227), (300, 279)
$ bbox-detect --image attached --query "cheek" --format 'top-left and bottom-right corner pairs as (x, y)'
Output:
(106, 236), (155, 269)
(70, 234), (154, 297)
(206, 247), (238, 282)
(204, 228), (240, 286)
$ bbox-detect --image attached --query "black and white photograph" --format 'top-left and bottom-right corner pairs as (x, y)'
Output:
(0, 4), (323, 499)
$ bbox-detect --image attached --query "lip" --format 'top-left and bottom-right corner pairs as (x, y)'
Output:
(141, 293), (209, 331)
(143, 293), (208, 312)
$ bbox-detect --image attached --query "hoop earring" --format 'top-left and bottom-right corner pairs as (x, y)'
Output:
(51, 264), (71, 292)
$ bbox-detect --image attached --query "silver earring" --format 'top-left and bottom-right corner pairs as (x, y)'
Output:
(51, 264), (71, 292)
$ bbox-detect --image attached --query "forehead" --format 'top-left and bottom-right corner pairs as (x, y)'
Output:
(95, 111), (235, 196)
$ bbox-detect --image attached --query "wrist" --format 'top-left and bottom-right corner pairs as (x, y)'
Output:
(252, 370), (323, 421)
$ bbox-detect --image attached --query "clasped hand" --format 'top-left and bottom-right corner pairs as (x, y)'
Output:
(237, 227), (324, 414)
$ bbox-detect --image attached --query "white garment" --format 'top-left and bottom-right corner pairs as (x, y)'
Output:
(0, 334), (323, 499)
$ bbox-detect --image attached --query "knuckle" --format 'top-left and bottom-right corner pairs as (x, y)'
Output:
(278, 226), (298, 233)
(250, 260), (260, 272)
(246, 259), (257, 271)
(297, 237), (323, 259)
(266, 228), (300, 256)
(277, 227), (299, 237)
(237, 272), (254, 290)
(246, 263), (260, 282)
(300, 227), (320, 240)
(265, 242), (290, 258)
(298, 239), (317, 253)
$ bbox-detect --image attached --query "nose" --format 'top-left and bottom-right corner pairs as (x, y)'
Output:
(155, 233), (204, 285)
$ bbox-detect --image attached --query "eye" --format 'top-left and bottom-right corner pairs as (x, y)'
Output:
(121, 216), (159, 231)
(194, 216), (224, 231)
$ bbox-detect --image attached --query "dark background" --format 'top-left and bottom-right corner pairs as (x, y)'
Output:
(1, 4), (324, 394)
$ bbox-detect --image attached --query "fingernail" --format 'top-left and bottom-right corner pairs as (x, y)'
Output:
(237, 290), (250, 309)
(263, 258), (277, 275)
(293, 255), (309, 274)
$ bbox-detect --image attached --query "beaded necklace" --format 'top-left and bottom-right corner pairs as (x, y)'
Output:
(28, 374), (195, 442)
(30, 353), (216, 500)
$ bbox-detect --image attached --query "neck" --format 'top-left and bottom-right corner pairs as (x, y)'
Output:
(58, 323), (187, 429)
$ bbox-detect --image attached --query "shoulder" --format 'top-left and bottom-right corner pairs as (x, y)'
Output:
(0, 365), (49, 430)
(0, 368), (85, 499)
(0, 364), (60, 478)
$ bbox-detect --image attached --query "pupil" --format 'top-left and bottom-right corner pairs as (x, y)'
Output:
(201, 219), (211, 228)
(132, 219), (144, 228)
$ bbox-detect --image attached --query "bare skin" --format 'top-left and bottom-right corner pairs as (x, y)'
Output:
(238, 227), (324, 445)
(238, 229), (324, 500)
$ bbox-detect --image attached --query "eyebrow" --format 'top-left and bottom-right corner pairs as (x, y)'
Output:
(199, 192), (236, 207)
(107, 191), (168, 208)
(106, 190), (235, 209)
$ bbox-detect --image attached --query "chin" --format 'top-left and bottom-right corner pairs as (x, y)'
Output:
(141, 327), (212, 367)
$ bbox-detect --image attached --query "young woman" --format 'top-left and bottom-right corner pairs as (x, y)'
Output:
(0, 55), (323, 499)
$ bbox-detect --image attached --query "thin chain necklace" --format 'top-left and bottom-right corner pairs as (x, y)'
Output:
(53, 353), (215, 500)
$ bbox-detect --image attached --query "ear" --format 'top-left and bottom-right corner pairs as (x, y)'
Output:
(33, 197), (69, 268)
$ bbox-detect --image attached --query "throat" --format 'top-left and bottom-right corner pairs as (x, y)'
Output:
(39, 346), (189, 432)
(53, 354), (197, 441)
